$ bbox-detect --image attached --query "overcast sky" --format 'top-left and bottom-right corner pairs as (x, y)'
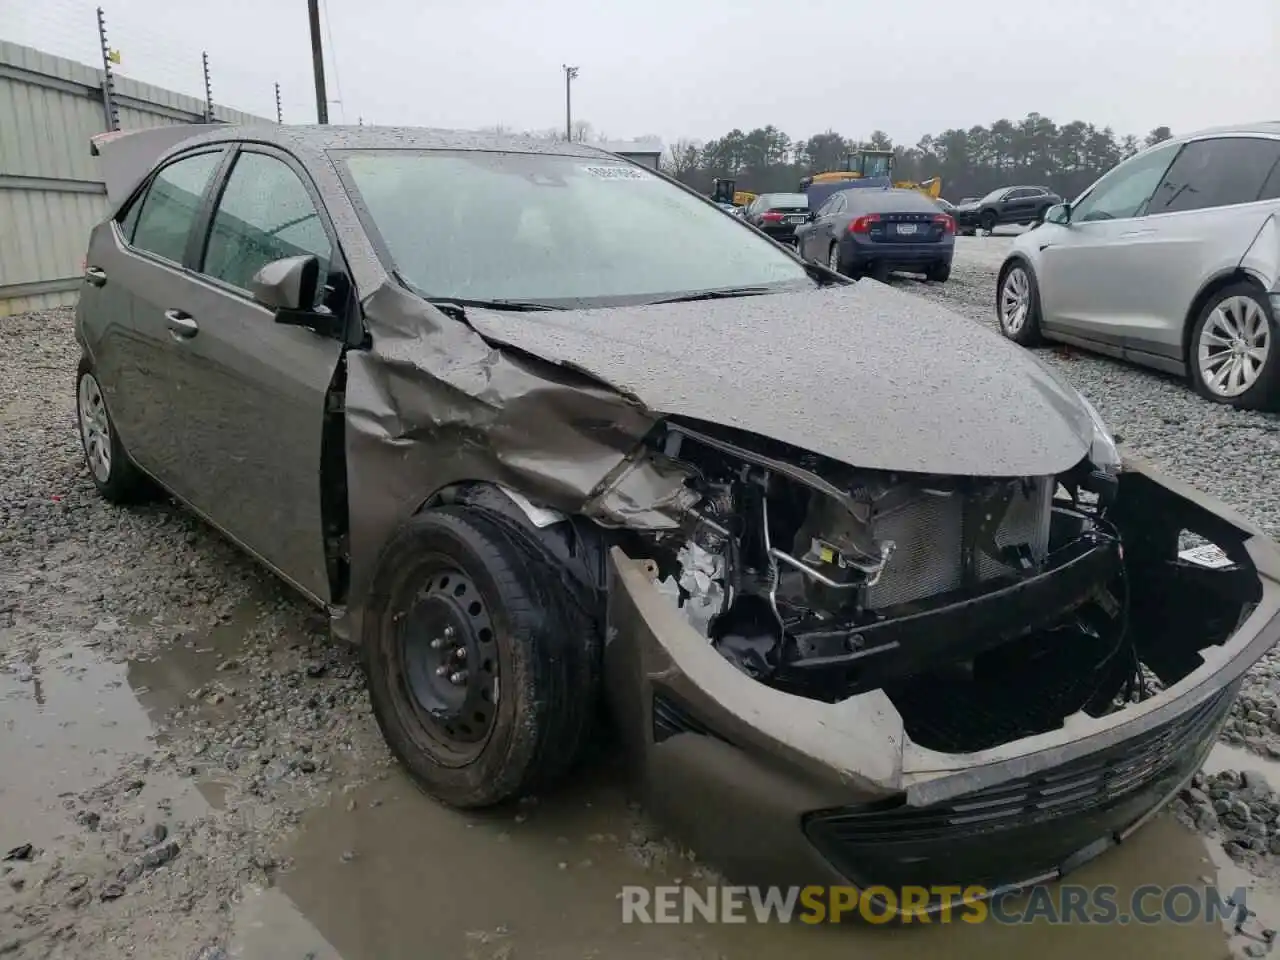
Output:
(4, 0), (1278, 146)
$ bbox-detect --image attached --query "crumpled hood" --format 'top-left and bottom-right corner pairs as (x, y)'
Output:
(466, 281), (1094, 477)
(956, 201), (981, 212)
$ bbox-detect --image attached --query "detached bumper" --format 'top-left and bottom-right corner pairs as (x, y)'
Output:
(602, 456), (1280, 904)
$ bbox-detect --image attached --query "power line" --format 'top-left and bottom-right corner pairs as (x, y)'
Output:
(320, 0), (346, 123)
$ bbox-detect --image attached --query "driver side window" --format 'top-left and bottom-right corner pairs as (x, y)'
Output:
(201, 150), (332, 299)
(1070, 142), (1181, 223)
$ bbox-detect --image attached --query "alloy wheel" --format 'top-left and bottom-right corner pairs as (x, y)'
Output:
(1000, 267), (1030, 334)
(77, 374), (112, 483)
(1197, 295), (1271, 398)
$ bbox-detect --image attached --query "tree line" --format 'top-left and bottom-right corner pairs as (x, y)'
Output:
(660, 115), (1175, 202)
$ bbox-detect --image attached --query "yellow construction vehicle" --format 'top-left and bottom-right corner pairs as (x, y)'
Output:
(799, 149), (941, 200)
(710, 178), (756, 208)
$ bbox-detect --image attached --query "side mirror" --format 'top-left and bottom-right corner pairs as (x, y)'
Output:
(251, 254), (319, 311)
(806, 211), (817, 222)
(250, 255), (341, 336)
(1043, 203), (1070, 226)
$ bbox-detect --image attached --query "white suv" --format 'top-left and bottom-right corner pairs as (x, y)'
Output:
(995, 123), (1280, 410)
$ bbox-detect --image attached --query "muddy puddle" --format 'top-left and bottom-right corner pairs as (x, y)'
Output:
(4, 612), (1280, 959)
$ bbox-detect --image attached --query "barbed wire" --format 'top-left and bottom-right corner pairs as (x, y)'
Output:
(1, 0), (317, 121)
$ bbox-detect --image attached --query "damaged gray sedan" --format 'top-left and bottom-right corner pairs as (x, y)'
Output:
(77, 125), (1280, 905)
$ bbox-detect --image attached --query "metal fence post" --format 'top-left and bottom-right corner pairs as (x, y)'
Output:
(275, 82), (283, 123)
(96, 7), (119, 131)
(202, 51), (213, 122)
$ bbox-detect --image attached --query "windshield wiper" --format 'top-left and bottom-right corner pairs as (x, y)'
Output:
(391, 271), (562, 313)
(426, 296), (561, 313)
(647, 286), (779, 305)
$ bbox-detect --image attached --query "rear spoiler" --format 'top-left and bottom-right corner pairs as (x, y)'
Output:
(90, 124), (217, 208)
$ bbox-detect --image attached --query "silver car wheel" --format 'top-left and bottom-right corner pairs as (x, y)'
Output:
(78, 373), (112, 483)
(1197, 295), (1271, 398)
(1000, 267), (1030, 333)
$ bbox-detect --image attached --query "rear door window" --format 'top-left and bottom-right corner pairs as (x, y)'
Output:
(201, 150), (332, 296)
(1146, 137), (1280, 214)
(128, 151), (222, 263)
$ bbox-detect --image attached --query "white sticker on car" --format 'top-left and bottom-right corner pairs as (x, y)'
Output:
(1178, 543), (1234, 568)
(581, 165), (653, 180)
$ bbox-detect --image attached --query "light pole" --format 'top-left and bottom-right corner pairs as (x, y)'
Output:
(563, 65), (579, 140)
(307, 0), (328, 124)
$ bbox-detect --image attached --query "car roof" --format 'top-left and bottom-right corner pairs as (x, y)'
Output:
(1168, 120), (1280, 142)
(155, 124), (626, 165)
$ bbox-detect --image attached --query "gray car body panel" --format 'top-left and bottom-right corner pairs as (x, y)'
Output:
(1007, 123), (1280, 371)
(462, 281), (1092, 478)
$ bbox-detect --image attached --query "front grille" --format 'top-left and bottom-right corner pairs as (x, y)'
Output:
(806, 685), (1234, 847)
(866, 478), (1052, 608)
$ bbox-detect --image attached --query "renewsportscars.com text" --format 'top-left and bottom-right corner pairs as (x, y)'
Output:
(619, 884), (1249, 925)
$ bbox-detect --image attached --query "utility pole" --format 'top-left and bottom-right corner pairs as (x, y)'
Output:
(563, 65), (578, 141)
(201, 52), (213, 122)
(275, 82), (283, 123)
(307, 0), (328, 124)
(95, 7), (119, 132)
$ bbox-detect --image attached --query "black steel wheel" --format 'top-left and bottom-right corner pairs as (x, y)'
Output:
(398, 570), (500, 759)
(362, 506), (599, 808)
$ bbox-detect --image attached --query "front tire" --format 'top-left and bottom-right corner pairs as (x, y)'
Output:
(76, 358), (150, 503)
(997, 261), (1043, 345)
(980, 210), (998, 234)
(1189, 283), (1278, 410)
(362, 507), (599, 808)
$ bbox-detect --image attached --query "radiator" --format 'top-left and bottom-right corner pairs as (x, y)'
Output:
(865, 477), (1053, 609)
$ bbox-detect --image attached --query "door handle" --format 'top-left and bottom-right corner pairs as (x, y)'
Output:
(1119, 229), (1155, 239)
(164, 309), (199, 339)
(84, 266), (107, 287)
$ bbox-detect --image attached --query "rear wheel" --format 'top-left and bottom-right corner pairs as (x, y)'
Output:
(76, 358), (151, 503)
(362, 507), (599, 808)
(1189, 283), (1279, 410)
(927, 261), (951, 283)
(827, 243), (843, 276)
(997, 261), (1043, 346)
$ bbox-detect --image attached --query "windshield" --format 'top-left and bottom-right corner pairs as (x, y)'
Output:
(763, 193), (808, 209)
(337, 150), (813, 306)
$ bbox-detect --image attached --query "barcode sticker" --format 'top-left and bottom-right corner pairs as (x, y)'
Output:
(581, 165), (652, 180)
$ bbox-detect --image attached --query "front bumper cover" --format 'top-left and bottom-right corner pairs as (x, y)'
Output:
(602, 455), (1280, 906)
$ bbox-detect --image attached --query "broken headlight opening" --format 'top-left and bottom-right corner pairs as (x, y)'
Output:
(612, 419), (1259, 755)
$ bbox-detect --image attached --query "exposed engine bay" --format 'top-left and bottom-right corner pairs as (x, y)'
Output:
(580, 418), (1257, 755)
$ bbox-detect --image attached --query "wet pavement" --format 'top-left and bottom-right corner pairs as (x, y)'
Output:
(5, 610), (1280, 959)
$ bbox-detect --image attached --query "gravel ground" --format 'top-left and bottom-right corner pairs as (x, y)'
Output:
(3, 244), (1280, 956)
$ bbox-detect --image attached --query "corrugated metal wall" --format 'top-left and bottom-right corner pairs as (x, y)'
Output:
(0, 41), (270, 316)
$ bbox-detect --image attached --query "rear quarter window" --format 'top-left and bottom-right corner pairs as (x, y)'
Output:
(128, 151), (222, 263)
(1147, 136), (1280, 214)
